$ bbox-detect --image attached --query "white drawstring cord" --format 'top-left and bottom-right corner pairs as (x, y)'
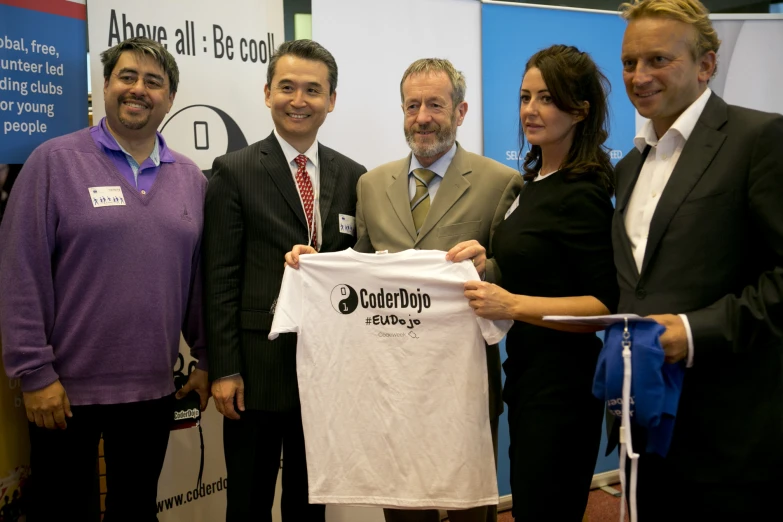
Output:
(619, 317), (640, 522)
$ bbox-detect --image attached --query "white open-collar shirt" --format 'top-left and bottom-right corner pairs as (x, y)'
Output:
(624, 87), (712, 367)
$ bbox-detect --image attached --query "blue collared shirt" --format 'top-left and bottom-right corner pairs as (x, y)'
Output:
(407, 143), (458, 202)
(90, 117), (175, 193)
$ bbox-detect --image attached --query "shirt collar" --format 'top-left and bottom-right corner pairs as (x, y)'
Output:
(409, 142), (457, 178)
(92, 117), (174, 164)
(274, 128), (319, 169)
(633, 88), (712, 152)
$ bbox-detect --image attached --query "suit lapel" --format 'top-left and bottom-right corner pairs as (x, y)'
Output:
(616, 147), (648, 214)
(259, 132), (307, 229)
(386, 155), (417, 242)
(641, 94), (728, 274)
(318, 144), (337, 230)
(615, 147), (649, 281)
(415, 145), (470, 245)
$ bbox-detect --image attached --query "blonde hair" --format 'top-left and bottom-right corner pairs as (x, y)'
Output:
(399, 58), (467, 106)
(620, 0), (720, 74)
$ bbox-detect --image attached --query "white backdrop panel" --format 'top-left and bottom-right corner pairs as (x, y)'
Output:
(717, 19), (783, 116)
(312, 0), (483, 171)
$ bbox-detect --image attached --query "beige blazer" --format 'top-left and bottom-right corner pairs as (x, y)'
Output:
(355, 143), (523, 283)
(354, 143), (522, 419)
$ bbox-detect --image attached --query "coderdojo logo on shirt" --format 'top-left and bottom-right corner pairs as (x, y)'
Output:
(330, 284), (432, 315)
(331, 284), (359, 314)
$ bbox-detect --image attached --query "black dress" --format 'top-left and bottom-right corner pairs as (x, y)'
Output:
(493, 169), (618, 520)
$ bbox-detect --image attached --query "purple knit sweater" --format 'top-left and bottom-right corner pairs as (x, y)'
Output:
(0, 128), (207, 405)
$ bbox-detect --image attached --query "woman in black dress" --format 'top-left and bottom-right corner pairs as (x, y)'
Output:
(460, 45), (618, 520)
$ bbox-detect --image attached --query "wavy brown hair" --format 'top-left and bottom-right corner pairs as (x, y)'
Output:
(518, 44), (614, 196)
(620, 0), (720, 77)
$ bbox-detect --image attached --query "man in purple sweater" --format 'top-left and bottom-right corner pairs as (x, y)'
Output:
(0, 37), (209, 522)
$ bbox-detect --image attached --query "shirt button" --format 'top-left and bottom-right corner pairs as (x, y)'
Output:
(141, 190), (147, 195)
(652, 192), (658, 198)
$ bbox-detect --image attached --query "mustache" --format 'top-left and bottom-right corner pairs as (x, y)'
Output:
(411, 123), (441, 133)
(120, 94), (149, 107)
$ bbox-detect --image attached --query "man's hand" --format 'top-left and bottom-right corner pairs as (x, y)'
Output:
(464, 280), (516, 320)
(446, 240), (487, 278)
(285, 244), (318, 269)
(23, 380), (72, 430)
(211, 374), (245, 420)
(176, 368), (211, 411)
(647, 314), (688, 364)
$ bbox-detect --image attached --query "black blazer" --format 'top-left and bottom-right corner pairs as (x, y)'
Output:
(204, 132), (366, 411)
(611, 93), (783, 483)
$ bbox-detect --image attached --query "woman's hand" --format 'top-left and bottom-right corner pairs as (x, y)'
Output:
(464, 280), (519, 320)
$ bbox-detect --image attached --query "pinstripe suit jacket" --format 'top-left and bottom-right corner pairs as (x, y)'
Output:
(204, 132), (366, 411)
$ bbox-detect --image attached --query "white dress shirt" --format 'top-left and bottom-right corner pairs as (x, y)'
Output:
(275, 128), (322, 250)
(624, 87), (712, 367)
(407, 143), (457, 202)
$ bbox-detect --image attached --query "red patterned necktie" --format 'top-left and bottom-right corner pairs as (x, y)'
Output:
(294, 154), (317, 249)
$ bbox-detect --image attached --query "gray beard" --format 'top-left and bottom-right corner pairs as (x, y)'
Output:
(405, 124), (457, 158)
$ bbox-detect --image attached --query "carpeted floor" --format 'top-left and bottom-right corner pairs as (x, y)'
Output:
(493, 484), (627, 522)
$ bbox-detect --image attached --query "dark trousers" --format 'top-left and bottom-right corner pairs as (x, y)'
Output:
(503, 354), (604, 522)
(629, 450), (783, 521)
(27, 394), (174, 522)
(223, 408), (324, 522)
(382, 414), (500, 522)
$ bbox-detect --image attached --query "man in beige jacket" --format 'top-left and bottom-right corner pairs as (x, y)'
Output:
(288, 58), (522, 522)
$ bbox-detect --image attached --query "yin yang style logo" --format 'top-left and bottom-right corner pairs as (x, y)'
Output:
(331, 284), (358, 315)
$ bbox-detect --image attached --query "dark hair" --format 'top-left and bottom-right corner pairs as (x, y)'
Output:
(518, 44), (614, 195)
(267, 39), (338, 95)
(101, 37), (179, 94)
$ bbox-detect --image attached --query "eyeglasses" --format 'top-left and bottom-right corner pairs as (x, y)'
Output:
(113, 72), (167, 91)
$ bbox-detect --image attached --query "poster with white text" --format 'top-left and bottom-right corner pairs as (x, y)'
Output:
(0, 0), (87, 164)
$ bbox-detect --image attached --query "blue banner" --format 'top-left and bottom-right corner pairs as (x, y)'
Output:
(482, 3), (636, 493)
(0, 1), (87, 163)
(482, 4), (635, 171)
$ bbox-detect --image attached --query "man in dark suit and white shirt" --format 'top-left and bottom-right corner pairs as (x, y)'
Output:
(611, 0), (783, 519)
(203, 40), (365, 521)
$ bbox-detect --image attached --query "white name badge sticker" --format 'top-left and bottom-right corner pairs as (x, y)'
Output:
(88, 186), (126, 207)
(339, 214), (356, 236)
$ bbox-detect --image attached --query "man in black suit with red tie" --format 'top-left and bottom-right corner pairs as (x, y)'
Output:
(203, 40), (366, 521)
(611, 0), (783, 519)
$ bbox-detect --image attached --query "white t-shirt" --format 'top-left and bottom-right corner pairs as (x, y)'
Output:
(269, 248), (511, 509)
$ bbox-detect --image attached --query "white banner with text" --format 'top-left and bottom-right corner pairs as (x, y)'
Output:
(87, 0), (283, 520)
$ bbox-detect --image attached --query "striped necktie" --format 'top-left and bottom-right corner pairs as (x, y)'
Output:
(411, 168), (437, 234)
